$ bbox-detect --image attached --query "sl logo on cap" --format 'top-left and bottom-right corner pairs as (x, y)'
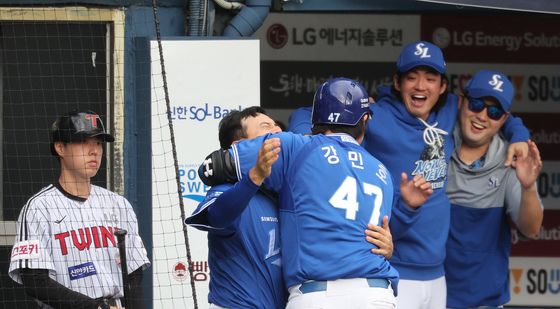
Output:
(489, 74), (505, 93)
(414, 43), (432, 59)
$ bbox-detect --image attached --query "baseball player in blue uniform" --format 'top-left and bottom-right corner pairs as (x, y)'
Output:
(200, 78), (434, 308)
(445, 70), (543, 308)
(185, 107), (286, 308)
(286, 42), (531, 308)
(9, 110), (150, 309)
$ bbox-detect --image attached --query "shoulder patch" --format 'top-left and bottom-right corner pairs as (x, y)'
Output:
(11, 239), (40, 261)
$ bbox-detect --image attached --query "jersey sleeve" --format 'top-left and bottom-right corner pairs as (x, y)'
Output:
(185, 179), (259, 235)
(501, 114), (530, 143)
(9, 199), (56, 284)
(121, 198), (151, 274)
(389, 189), (422, 241)
(287, 106), (313, 135)
(230, 132), (308, 192)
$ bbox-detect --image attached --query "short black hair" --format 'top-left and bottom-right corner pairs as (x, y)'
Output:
(311, 115), (367, 140)
(391, 66), (449, 113)
(218, 106), (268, 149)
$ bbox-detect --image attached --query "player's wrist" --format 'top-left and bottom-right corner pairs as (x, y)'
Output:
(521, 182), (537, 192)
(248, 167), (264, 186)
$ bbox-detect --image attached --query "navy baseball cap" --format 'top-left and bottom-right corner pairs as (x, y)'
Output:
(465, 70), (514, 112)
(396, 41), (446, 74)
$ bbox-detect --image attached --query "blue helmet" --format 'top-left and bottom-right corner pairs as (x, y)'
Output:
(312, 77), (371, 127)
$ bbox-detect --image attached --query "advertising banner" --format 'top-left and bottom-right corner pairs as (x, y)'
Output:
(422, 14), (560, 63)
(509, 257), (560, 305)
(417, 0), (560, 15)
(150, 39), (260, 309)
(255, 13), (420, 109)
(257, 13), (420, 62)
(512, 209), (560, 257)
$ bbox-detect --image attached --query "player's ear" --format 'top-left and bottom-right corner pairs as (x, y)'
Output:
(393, 74), (401, 92)
(363, 113), (370, 123)
(499, 113), (510, 126)
(439, 77), (448, 95)
(54, 142), (65, 157)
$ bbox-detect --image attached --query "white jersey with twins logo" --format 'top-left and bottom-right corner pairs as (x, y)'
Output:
(9, 183), (150, 302)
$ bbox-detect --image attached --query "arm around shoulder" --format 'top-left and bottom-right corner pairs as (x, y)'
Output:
(502, 114), (530, 143)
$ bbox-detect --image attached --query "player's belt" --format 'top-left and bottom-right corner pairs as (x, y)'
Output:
(299, 278), (390, 294)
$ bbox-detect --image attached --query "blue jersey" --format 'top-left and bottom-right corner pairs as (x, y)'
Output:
(186, 180), (285, 308)
(231, 132), (399, 289)
(287, 106), (312, 135)
(364, 87), (457, 280)
(287, 86), (530, 281)
(366, 87), (529, 281)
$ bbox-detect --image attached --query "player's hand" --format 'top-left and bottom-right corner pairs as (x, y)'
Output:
(514, 140), (542, 189)
(400, 172), (432, 209)
(365, 215), (393, 260)
(505, 141), (529, 167)
(249, 138), (281, 186)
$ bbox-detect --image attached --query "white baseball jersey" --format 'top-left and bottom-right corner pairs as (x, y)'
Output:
(9, 183), (150, 302)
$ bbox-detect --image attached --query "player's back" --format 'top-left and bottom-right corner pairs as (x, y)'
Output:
(279, 133), (398, 288)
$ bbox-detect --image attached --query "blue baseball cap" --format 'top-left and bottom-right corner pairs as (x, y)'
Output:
(396, 41), (446, 74)
(465, 70), (514, 112)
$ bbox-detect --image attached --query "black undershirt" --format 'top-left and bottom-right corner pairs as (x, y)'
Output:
(20, 268), (145, 309)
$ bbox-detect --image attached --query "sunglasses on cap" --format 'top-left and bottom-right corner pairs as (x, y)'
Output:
(465, 96), (507, 120)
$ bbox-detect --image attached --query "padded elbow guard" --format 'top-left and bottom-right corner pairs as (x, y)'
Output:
(198, 149), (238, 186)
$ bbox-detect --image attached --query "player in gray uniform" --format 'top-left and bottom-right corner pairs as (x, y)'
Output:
(9, 110), (151, 309)
(445, 70), (543, 308)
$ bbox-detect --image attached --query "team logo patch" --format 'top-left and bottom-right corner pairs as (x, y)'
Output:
(68, 262), (97, 280)
(172, 261), (188, 282)
(412, 124), (448, 189)
(11, 240), (40, 261)
(488, 176), (500, 188)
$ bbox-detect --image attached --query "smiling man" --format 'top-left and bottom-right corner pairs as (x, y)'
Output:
(286, 41), (533, 309)
(185, 106), (287, 309)
(445, 70), (543, 309)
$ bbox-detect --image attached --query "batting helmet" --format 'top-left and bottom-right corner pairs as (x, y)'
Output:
(311, 77), (371, 127)
(50, 110), (114, 156)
